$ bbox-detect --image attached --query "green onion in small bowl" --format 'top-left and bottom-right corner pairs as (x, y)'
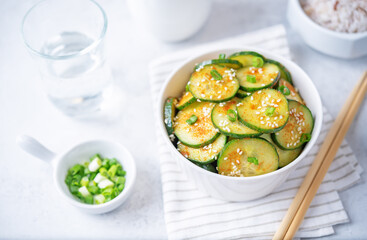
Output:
(65, 153), (126, 205)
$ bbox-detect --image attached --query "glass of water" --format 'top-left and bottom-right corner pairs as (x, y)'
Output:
(22, 0), (112, 116)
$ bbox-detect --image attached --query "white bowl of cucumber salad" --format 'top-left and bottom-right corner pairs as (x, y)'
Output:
(158, 47), (323, 201)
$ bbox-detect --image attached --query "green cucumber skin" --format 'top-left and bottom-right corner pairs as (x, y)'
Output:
(177, 97), (196, 110)
(188, 88), (238, 103)
(236, 95), (290, 134)
(271, 100), (314, 150)
(266, 59), (293, 85)
(164, 98), (176, 135)
(229, 51), (265, 60)
(187, 136), (227, 164)
(239, 71), (280, 92)
(238, 116), (288, 134)
(177, 132), (220, 149)
(238, 60), (281, 92)
(211, 111), (262, 138)
(217, 137), (279, 175)
(194, 59), (243, 70)
(236, 90), (251, 98)
(194, 162), (217, 173)
(261, 134), (302, 168)
(188, 68), (240, 103)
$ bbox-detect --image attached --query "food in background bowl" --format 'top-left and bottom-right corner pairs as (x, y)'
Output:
(163, 51), (314, 178)
(301, 0), (367, 33)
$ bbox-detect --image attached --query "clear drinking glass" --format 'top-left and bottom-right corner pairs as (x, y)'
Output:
(22, 0), (112, 116)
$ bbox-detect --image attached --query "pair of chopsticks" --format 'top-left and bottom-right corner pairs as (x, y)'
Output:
(273, 71), (367, 240)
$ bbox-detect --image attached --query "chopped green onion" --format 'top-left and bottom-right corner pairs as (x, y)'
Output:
(219, 53), (226, 59)
(87, 185), (99, 194)
(300, 133), (311, 143)
(227, 109), (237, 122)
(252, 57), (264, 68)
(94, 194), (105, 204)
(65, 154), (126, 205)
(265, 107), (276, 117)
(88, 156), (102, 172)
(69, 185), (79, 194)
(80, 176), (89, 187)
(69, 164), (84, 176)
(278, 85), (290, 95)
(98, 179), (114, 189)
(210, 69), (222, 80)
(84, 195), (93, 204)
(108, 165), (118, 178)
(186, 115), (198, 125)
(93, 173), (107, 183)
(99, 167), (108, 177)
(247, 157), (259, 165)
(78, 186), (91, 197)
(102, 158), (110, 168)
(246, 75), (257, 83)
(109, 158), (118, 165)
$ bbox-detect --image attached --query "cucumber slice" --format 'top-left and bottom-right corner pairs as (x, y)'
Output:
(164, 97), (177, 135)
(194, 162), (217, 173)
(236, 89), (251, 98)
(272, 100), (314, 150)
(176, 91), (196, 110)
(237, 62), (280, 92)
(194, 59), (242, 71)
(229, 51), (265, 68)
(178, 134), (227, 164)
(266, 59), (293, 84)
(188, 65), (240, 102)
(211, 98), (261, 138)
(217, 138), (278, 177)
(262, 134), (302, 168)
(278, 79), (305, 104)
(174, 102), (220, 148)
(237, 89), (289, 133)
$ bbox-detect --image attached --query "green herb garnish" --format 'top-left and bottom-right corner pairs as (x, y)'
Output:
(227, 109), (237, 122)
(278, 85), (290, 96)
(210, 69), (222, 80)
(65, 153), (126, 205)
(300, 133), (311, 143)
(265, 107), (276, 117)
(246, 75), (257, 83)
(252, 57), (264, 68)
(186, 115), (198, 125)
(219, 53), (226, 59)
(247, 157), (259, 165)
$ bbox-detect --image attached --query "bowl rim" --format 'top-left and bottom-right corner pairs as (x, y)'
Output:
(157, 46), (323, 182)
(292, 0), (367, 39)
(53, 139), (137, 210)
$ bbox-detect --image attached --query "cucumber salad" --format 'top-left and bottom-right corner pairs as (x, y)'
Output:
(164, 51), (314, 177)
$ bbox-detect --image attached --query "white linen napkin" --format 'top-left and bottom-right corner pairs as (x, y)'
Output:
(149, 25), (363, 240)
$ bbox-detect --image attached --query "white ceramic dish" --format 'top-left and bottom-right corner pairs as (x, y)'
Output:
(158, 47), (323, 201)
(287, 0), (367, 59)
(17, 135), (136, 214)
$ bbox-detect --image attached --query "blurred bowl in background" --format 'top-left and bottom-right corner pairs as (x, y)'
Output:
(287, 0), (367, 59)
(127, 0), (212, 42)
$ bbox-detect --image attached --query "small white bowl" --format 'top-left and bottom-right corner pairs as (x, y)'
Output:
(287, 0), (367, 59)
(158, 47), (323, 201)
(17, 135), (136, 214)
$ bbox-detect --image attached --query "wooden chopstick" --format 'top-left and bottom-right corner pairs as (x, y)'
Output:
(273, 71), (367, 240)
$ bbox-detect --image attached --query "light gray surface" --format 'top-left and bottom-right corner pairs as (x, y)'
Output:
(0, 0), (366, 239)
